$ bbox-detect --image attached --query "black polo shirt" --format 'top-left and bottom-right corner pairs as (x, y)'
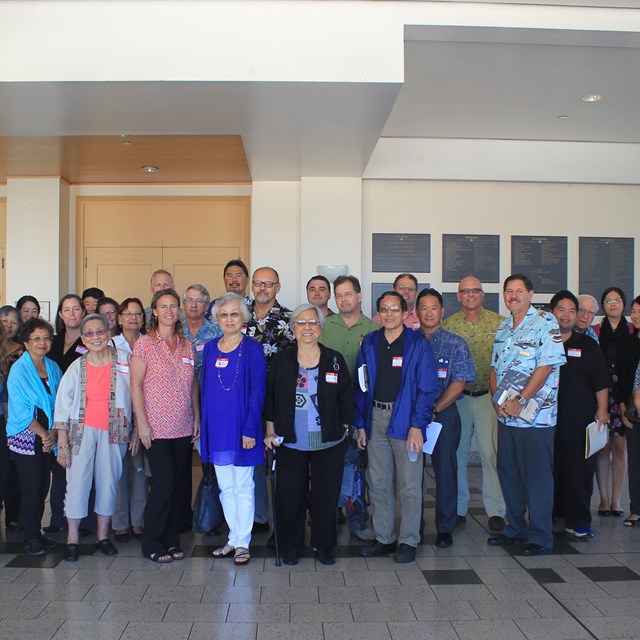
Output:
(556, 332), (609, 442)
(374, 330), (405, 403)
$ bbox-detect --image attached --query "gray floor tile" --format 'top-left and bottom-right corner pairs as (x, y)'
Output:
(179, 570), (235, 586)
(289, 571), (345, 587)
(99, 600), (168, 621)
(416, 556), (470, 570)
(473, 568), (510, 584)
(290, 603), (353, 623)
(120, 621), (192, 640)
(83, 583), (148, 602)
(13, 568), (77, 583)
(411, 600), (478, 621)
(202, 585), (261, 603)
(0, 599), (48, 619)
(352, 602), (416, 622)
(141, 584), (204, 602)
(314, 557), (369, 571)
(593, 580), (640, 598)
(0, 619), (64, 640)
(565, 553), (624, 567)
(25, 583), (92, 601)
(37, 600), (109, 620)
(487, 583), (552, 600)
(324, 622), (392, 640)
(162, 602), (229, 622)
(387, 620), (458, 639)
(514, 617), (593, 639)
(579, 565), (640, 582)
(464, 555), (520, 570)
(552, 598), (605, 618)
(67, 569), (130, 584)
(545, 582), (610, 600)
(579, 615), (640, 639)
(256, 622), (323, 640)
(470, 599), (541, 619)
(50, 620), (127, 640)
(0, 567), (26, 582)
(234, 570), (290, 586)
(123, 569), (183, 585)
(375, 584), (437, 604)
(499, 567), (539, 584)
(260, 586), (319, 604)
(430, 584), (496, 601)
(526, 598), (573, 619)
(591, 595), (640, 616)
(318, 586), (379, 603)
(344, 570), (400, 586)
(453, 619), (529, 640)
(189, 622), (257, 640)
(395, 569), (427, 585)
(227, 603), (289, 623)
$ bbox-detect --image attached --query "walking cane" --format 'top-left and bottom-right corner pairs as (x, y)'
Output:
(269, 444), (282, 566)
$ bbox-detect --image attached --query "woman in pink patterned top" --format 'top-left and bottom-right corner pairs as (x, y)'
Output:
(130, 289), (201, 563)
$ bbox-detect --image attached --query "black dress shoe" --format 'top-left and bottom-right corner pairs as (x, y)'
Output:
(487, 534), (527, 546)
(64, 543), (80, 562)
(24, 538), (46, 557)
(521, 543), (552, 556)
(38, 535), (57, 550)
(488, 516), (505, 532)
(359, 540), (397, 557)
(394, 543), (416, 563)
(435, 533), (453, 548)
(252, 521), (270, 533)
(96, 538), (118, 556)
(282, 549), (299, 565)
(114, 531), (131, 543)
(314, 548), (335, 565)
(43, 525), (62, 534)
(455, 515), (467, 526)
(6, 521), (23, 533)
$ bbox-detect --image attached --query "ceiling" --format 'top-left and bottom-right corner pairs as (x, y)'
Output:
(0, 23), (639, 183)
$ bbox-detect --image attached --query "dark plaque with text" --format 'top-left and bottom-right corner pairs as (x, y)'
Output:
(511, 236), (567, 293)
(579, 237), (634, 310)
(442, 234), (500, 283)
(372, 233), (430, 273)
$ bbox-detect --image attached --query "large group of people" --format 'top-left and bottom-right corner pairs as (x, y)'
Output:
(0, 258), (638, 565)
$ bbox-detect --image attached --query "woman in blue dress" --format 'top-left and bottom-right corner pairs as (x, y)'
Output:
(201, 292), (267, 565)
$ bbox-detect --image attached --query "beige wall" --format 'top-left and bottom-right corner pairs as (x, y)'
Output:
(362, 180), (640, 315)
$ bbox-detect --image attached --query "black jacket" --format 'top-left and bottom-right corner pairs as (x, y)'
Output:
(263, 343), (354, 443)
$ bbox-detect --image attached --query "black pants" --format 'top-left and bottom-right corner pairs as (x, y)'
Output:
(141, 436), (192, 557)
(627, 425), (640, 516)
(276, 439), (347, 553)
(13, 438), (52, 543)
(554, 440), (596, 529)
(0, 417), (20, 524)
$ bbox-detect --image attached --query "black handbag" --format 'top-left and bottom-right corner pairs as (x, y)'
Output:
(192, 462), (224, 534)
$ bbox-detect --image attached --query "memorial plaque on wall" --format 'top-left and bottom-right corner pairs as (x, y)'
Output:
(442, 292), (500, 319)
(442, 234), (500, 283)
(371, 282), (429, 318)
(511, 236), (567, 293)
(579, 237), (634, 310)
(372, 233), (430, 273)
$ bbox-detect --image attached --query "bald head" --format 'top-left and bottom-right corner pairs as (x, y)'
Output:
(457, 276), (485, 314)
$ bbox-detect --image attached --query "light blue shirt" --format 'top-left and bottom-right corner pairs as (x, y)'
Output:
(182, 317), (223, 383)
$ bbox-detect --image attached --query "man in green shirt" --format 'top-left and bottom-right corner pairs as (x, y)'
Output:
(321, 275), (379, 377)
(321, 274), (379, 541)
(443, 276), (506, 532)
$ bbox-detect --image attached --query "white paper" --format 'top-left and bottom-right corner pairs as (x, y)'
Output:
(585, 420), (608, 458)
(358, 364), (368, 392)
(422, 421), (443, 455)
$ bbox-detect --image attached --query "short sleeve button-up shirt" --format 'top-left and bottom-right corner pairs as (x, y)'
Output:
(425, 327), (476, 400)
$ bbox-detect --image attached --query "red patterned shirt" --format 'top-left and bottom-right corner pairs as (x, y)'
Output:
(132, 333), (195, 439)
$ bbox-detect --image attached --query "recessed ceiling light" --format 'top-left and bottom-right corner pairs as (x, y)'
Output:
(122, 140), (132, 146)
(581, 94), (603, 102)
(558, 115), (569, 119)
(140, 166), (159, 173)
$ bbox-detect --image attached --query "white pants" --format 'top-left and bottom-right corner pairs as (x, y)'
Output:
(214, 464), (255, 549)
(456, 394), (506, 518)
(65, 427), (126, 519)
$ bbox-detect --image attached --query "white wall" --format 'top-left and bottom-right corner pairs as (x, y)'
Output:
(362, 180), (640, 314)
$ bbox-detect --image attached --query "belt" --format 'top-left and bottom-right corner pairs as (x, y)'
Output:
(463, 389), (489, 397)
(373, 400), (395, 410)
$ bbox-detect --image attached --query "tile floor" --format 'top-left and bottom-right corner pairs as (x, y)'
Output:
(1, 467), (640, 640)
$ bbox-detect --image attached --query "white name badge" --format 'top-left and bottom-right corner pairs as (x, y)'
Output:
(326, 372), (338, 384)
(392, 356), (403, 368)
(567, 348), (582, 358)
(215, 358), (229, 368)
(182, 357), (194, 366)
(437, 368), (447, 379)
(116, 362), (129, 374)
(195, 342), (205, 352)
(75, 345), (89, 355)
(412, 321), (420, 330)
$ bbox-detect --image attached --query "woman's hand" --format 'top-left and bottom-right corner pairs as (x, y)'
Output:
(137, 422), (153, 450)
(619, 403), (633, 429)
(242, 436), (256, 450)
(56, 446), (72, 469)
(40, 430), (55, 453)
(264, 433), (281, 450)
(129, 428), (140, 456)
(192, 417), (201, 442)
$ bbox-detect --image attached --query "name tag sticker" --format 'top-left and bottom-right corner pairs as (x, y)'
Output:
(412, 321), (420, 330)
(326, 372), (338, 384)
(568, 348), (582, 358)
(116, 362), (129, 374)
(437, 368), (447, 379)
(392, 356), (403, 368)
(182, 357), (194, 366)
(75, 345), (89, 355)
(195, 342), (205, 352)
(519, 350), (530, 357)
(215, 358), (228, 368)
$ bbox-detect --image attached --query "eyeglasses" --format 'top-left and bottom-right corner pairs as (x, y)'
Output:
(379, 306), (402, 314)
(604, 298), (623, 305)
(184, 297), (206, 305)
(459, 288), (483, 295)
(101, 310), (117, 317)
(294, 319), (320, 326)
(121, 312), (144, 319)
(29, 335), (52, 343)
(252, 280), (278, 289)
(577, 308), (596, 317)
(218, 311), (243, 320)
(396, 285), (417, 293)
(82, 329), (108, 338)
(335, 291), (355, 300)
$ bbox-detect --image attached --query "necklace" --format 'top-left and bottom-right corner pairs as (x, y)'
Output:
(216, 339), (243, 391)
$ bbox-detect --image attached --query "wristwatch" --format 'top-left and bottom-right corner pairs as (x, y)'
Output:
(515, 395), (527, 407)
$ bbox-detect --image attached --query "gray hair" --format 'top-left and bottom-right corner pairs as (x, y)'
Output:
(182, 284), (211, 305)
(578, 294), (599, 313)
(80, 313), (110, 334)
(210, 292), (252, 325)
(290, 304), (325, 331)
